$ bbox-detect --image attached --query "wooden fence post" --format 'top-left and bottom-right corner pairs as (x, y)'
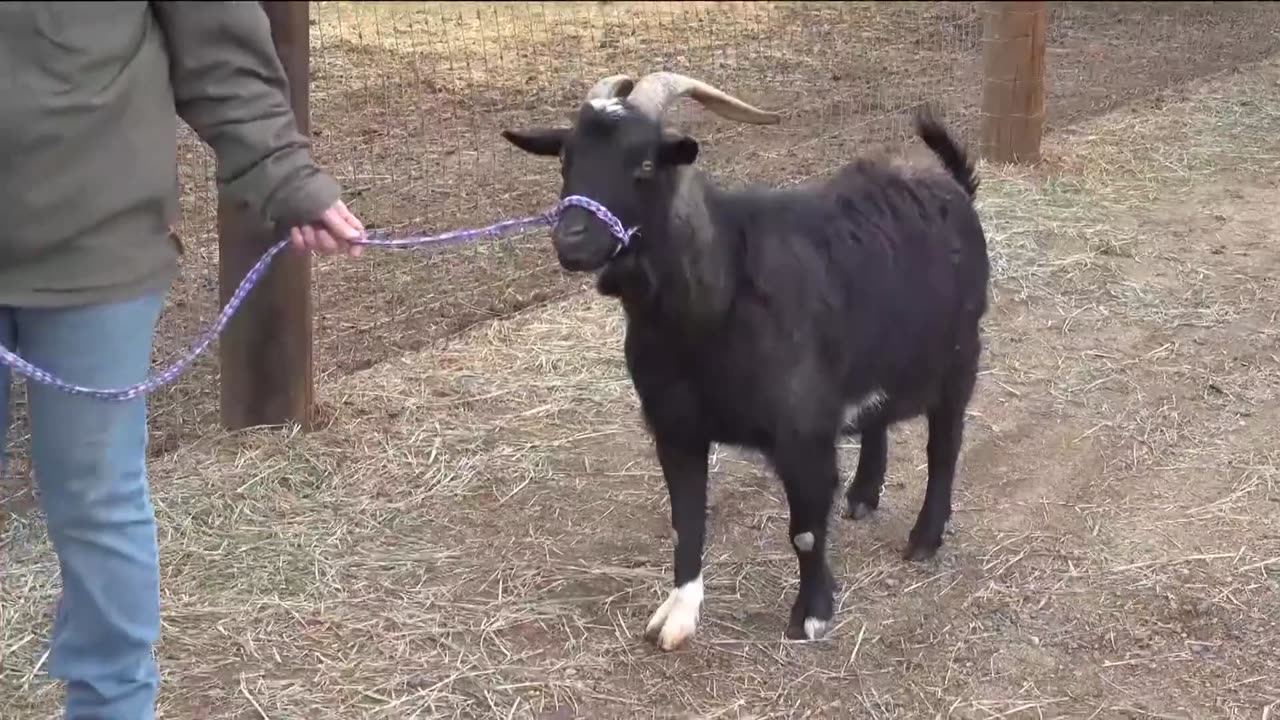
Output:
(217, 0), (314, 431)
(980, 1), (1048, 164)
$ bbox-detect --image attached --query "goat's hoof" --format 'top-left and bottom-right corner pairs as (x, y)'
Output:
(903, 544), (937, 562)
(785, 579), (834, 641)
(845, 500), (878, 521)
(785, 615), (833, 641)
(643, 585), (701, 652)
(648, 621), (696, 652)
(903, 535), (943, 562)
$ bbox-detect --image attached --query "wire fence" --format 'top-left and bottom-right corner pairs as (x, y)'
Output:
(5, 1), (1280, 480)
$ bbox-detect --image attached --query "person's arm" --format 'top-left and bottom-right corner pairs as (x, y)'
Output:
(150, 1), (360, 251)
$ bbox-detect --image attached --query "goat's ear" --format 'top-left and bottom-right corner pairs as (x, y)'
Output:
(657, 132), (700, 167)
(501, 128), (567, 157)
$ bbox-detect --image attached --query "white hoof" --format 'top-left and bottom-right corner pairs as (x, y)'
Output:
(803, 617), (831, 640)
(643, 575), (704, 651)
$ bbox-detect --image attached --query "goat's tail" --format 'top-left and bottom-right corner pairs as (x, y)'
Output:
(914, 108), (979, 200)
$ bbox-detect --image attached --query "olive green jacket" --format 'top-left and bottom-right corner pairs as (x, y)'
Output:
(0, 1), (342, 307)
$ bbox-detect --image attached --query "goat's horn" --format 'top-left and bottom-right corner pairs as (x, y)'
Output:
(585, 74), (635, 101)
(626, 71), (781, 125)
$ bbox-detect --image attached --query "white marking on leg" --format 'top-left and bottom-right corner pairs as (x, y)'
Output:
(803, 617), (831, 641)
(792, 531), (814, 552)
(843, 388), (888, 427)
(644, 574), (704, 651)
(588, 97), (629, 118)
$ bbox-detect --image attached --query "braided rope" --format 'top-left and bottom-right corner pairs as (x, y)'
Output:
(0, 195), (632, 402)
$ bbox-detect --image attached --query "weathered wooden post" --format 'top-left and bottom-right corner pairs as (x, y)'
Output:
(980, 1), (1048, 164)
(217, 1), (315, 431)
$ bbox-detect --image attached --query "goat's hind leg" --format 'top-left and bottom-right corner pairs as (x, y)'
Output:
(773, 435), (840, 641)
(644, 436), (710, 651)
(907, 361), (978, 561)
(844, 423), (888, 520)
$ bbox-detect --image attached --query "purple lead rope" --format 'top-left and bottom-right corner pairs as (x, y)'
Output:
(0, 195), (635, 402)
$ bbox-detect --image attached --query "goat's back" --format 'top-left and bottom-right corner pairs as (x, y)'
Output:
(700, 146), (990, 432)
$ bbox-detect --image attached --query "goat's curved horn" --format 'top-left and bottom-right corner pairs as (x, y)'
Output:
(585, 74), (636, 101)
(626, 71), (781, 125)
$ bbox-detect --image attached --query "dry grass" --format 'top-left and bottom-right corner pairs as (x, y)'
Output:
(4, 48), (1280, 719)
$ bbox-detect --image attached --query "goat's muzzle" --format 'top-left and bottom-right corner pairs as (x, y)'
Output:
(551, 206), (617, 272)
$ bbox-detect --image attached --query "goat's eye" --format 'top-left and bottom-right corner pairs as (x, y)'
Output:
(636, 159), (655, 179)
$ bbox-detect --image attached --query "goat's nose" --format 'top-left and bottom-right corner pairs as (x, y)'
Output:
(553, 215), (589, 245)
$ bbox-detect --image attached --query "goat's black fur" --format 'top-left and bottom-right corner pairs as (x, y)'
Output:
(503, 105), (990, 647)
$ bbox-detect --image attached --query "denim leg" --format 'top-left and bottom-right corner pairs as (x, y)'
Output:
(17, 291), (167, 720)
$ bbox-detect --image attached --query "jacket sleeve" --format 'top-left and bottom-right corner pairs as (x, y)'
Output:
(150, 1), (341, 228)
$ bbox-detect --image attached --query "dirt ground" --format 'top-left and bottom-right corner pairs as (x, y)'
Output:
(3, 32), (1278, 720)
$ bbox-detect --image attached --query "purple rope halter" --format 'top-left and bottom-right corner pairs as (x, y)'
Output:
(0, 195), (635, 402)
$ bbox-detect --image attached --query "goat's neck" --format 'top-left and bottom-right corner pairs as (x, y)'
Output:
(601, 167), (735, 334)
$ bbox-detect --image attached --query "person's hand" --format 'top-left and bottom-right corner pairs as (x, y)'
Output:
(288, 199), (366, 258)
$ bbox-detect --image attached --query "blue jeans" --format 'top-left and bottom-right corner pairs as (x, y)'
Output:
(0, 291), (166, 720)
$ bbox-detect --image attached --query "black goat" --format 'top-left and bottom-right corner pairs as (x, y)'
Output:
(502, 72), (990, 651)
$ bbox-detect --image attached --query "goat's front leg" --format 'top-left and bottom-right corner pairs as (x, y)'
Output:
(773, 435), (840, 641)
(643, 436), (710, 651)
